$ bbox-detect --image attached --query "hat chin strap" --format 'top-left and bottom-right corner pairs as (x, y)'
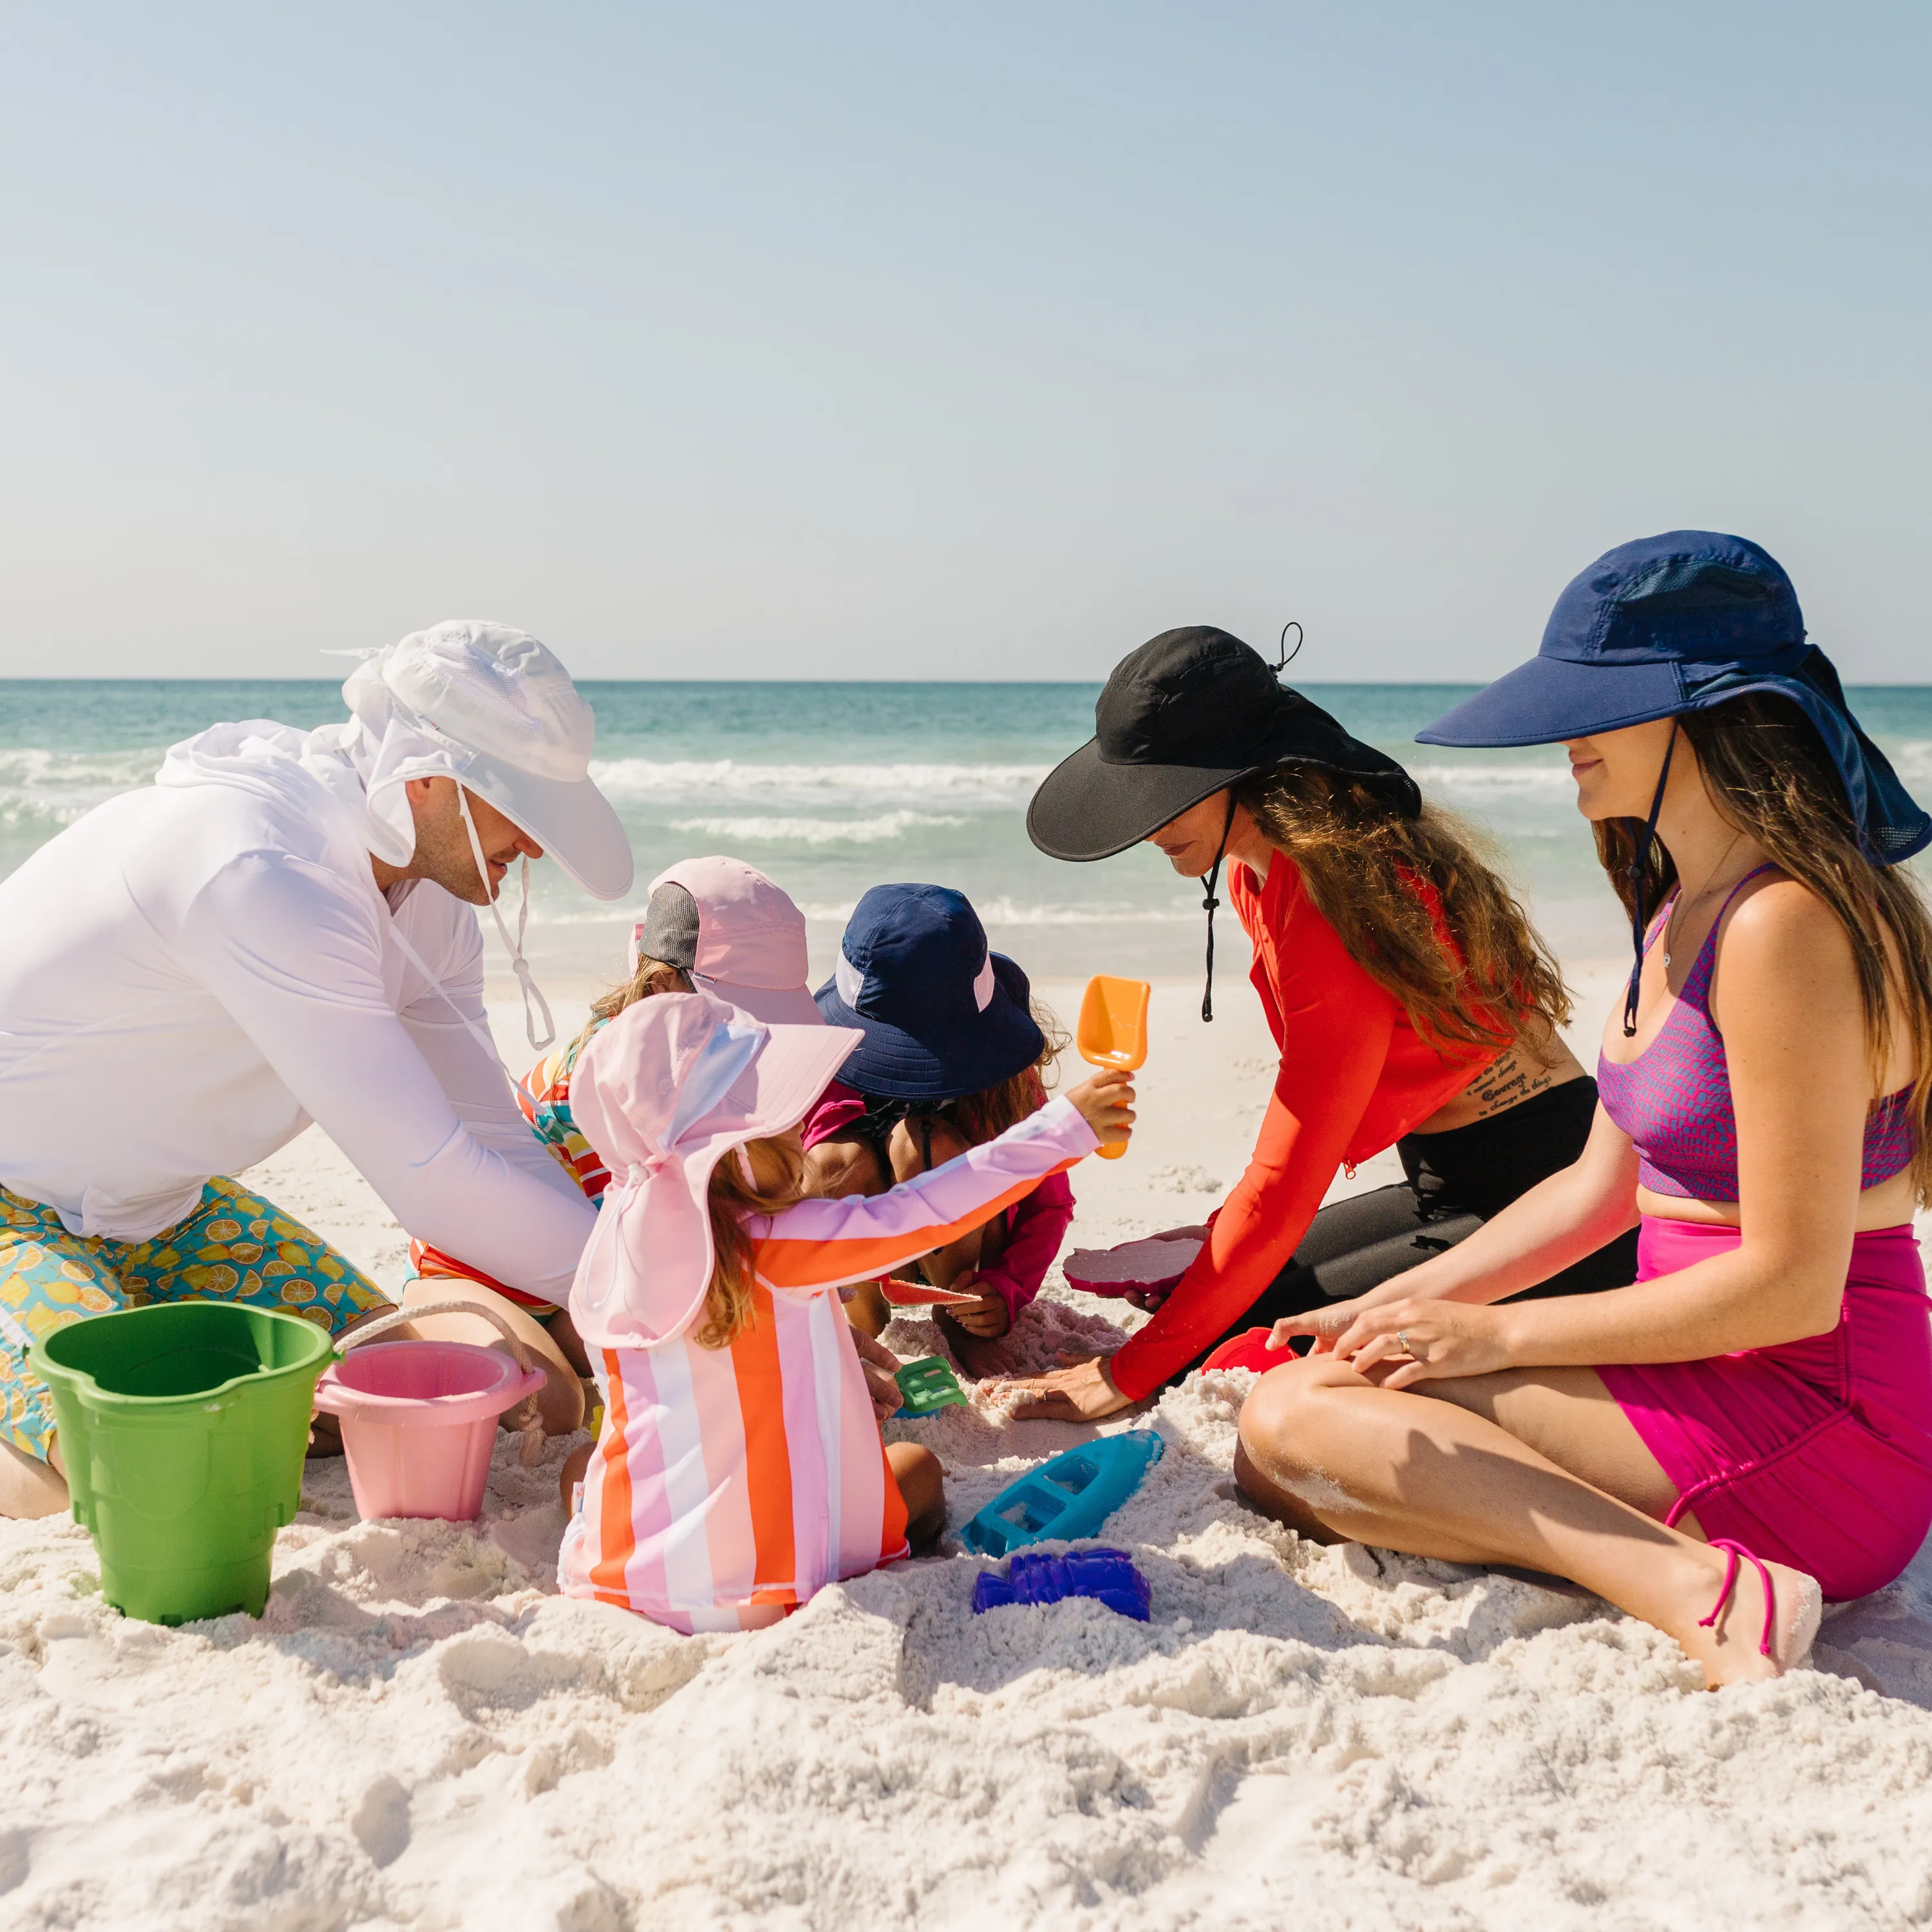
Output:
(457, 788), (557, 1053)
(1199, 792), (1238, 1024)
(1622, 722), (1680, 1039)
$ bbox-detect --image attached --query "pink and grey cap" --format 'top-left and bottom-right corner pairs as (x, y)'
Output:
(630, 856), (823, 1027)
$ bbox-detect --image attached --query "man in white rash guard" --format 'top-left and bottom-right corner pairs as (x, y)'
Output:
(0, 622), (634, 1517)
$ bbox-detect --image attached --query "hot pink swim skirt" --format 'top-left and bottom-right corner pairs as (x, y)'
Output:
(1600, 1217), (1932, 1600)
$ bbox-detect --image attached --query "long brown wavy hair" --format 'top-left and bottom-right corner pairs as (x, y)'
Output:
(1594, 692), (1932, 1194)
(1235, 764), (1570, 1056)
(696, 1134), (808, 1349)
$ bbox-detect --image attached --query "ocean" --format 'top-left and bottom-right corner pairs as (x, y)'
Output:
(5, 679), (1930, 989)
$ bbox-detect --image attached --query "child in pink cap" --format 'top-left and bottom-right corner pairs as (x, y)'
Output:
(411, 857), (822, 1314)
(555, 990), (1133, 1630)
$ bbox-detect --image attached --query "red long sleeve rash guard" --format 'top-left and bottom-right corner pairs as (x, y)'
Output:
(1106, 851), (1499, 1400)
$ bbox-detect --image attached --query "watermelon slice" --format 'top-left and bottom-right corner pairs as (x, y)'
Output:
(1062, 1236), (1204, 1300)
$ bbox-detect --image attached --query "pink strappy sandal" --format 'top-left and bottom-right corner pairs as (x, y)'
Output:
(1698, 1539), (1823, 1676)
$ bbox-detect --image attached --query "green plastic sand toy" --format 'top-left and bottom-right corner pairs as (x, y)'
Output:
(32, 1302), (331, 1625)
(893, 1355), (968, 1419)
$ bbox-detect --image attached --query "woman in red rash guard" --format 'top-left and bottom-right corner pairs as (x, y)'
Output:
(1004, 625), (1634, 1422)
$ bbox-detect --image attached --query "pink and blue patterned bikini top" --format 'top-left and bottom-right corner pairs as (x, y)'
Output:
(1596, 866), (1918, 1202)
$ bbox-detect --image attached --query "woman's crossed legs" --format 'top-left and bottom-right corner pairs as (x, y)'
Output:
(1235, 1356), (1818, 1687)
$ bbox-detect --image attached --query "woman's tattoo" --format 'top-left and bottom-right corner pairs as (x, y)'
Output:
(1463, 1053), (1556, 1113)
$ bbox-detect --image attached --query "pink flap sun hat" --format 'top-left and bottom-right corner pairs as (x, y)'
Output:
(567, 990), (860, 1348)
(630, 855), (821, 1027)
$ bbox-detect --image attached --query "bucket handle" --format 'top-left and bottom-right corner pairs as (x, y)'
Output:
(337, 1300), (549, 1467)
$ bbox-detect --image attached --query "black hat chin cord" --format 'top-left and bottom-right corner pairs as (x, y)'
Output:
(1622, 723), (1680, 1038)
(1199, 792), (1238, 1023)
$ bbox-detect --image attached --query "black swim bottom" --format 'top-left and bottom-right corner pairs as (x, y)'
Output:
(1163, 1075), (1639, 1388)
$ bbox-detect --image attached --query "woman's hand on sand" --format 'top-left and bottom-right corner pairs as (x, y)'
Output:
(945, 1274), (1012, 1338)
(850, 1328), (905, 1426)
(1066, 1070), (1135, 1150)
(1316, 1297), (1513, 1388)
(998, 1355), (1133, 1422)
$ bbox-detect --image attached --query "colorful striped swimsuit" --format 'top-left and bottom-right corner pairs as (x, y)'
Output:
(557, 1095), (1096, 1631)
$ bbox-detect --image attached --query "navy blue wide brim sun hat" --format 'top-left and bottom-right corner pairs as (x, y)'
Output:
(815, 884), (1046, 1100)
(1419, 529), (1931, 866)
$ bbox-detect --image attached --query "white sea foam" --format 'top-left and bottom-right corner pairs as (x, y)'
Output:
(0, 746), (162, 833)
(1410, 761), (1574, 793)
(589, 758), (1050, 808)
(666, 810), (971, 845)
(527, 898), (1202, 930)
(786, 898), (1200, 928)
(970, 896), (1200, 927)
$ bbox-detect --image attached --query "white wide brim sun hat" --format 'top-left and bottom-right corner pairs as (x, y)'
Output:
(343, 620), (634, 901)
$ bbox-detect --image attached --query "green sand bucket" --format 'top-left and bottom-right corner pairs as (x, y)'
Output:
(32, 1302), (332, 1625)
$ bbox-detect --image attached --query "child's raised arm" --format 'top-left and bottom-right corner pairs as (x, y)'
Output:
(749, 1080), (1132, 1298)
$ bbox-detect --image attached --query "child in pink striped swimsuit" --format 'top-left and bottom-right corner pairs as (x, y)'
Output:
(554, 990), (1133, 1632)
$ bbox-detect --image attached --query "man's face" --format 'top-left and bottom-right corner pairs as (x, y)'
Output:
(403, 777), (544, 904)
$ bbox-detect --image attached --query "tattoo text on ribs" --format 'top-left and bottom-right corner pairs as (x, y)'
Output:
(1461, 1052), (1556, 1117)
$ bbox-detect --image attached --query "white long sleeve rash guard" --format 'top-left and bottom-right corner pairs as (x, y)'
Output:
(0, 721), (596, 1302)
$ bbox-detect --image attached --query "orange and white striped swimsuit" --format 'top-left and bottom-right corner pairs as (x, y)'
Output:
(557, 1095), (1095, 1631)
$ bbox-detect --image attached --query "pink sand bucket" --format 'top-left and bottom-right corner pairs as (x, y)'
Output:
(314, 1302), (548, 1522)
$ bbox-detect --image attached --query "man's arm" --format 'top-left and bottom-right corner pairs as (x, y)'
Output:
(390, 885), (593, 1201)
(178, 853), (594, 1302)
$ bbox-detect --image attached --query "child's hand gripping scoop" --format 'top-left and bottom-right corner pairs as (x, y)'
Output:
(1077, 975), (1150, 1160)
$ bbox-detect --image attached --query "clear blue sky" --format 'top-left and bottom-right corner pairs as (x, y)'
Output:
(2, 4), (1926, 680)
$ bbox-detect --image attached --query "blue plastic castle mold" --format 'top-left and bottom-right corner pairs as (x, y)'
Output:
(972, 1546), (1151, 1620)
(960, 1430), (1164, 1557)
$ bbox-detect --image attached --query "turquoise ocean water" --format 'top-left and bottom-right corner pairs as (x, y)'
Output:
(5, 680), (1931, 987)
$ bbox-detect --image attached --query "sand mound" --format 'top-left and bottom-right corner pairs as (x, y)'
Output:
(6, 1328), (1932, 1931)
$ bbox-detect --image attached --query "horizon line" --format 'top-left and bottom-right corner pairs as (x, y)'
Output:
(5, 674), (1931, 690)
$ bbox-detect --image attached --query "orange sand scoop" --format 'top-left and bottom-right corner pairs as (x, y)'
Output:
(1077, 974), (1150, 1159)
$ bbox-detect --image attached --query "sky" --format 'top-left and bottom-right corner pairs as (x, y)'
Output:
(1, 3), (1927, 682)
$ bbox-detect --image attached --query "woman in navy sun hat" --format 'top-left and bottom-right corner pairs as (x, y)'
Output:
(800, 885), (1076, 1365)
(1237, 530), (1932, 1687)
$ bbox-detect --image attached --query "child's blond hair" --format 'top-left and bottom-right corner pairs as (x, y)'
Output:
(575, 952), (692, 1055)
(694, 1135), (808, 1349)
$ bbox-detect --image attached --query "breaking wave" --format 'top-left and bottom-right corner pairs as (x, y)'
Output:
(665, 811), (970, 846)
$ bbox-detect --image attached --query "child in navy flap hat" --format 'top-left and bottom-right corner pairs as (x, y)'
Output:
(804, 886), (1075, 1367)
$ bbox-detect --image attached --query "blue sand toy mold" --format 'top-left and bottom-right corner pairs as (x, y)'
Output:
(972, 1546), (1151, 1620)
(960, 1430), (1164, 1557)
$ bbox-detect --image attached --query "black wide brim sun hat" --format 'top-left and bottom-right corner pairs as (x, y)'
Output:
(815, 884), (1046, 1101)
(1027, 626), (1421, 862)
(1419, 529), (1930, 866)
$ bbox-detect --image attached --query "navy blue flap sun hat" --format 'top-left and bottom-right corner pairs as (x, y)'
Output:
(1421, 529), (1931, 1036)
(1419, 530), (1929, 867)
(815, 885), (1046, 1100)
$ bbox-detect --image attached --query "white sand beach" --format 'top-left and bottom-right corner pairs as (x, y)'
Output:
(5, 971), (1932, 1931)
